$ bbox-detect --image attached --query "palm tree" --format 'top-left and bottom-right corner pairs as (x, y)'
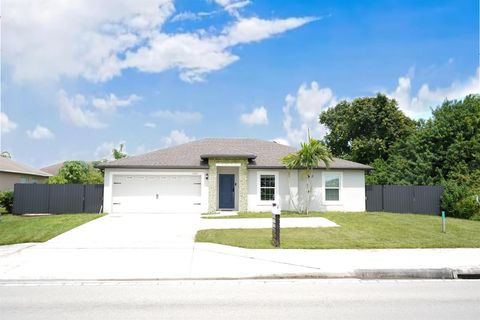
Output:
(282, 134), (333, 214)
(112, 143), (127, 160)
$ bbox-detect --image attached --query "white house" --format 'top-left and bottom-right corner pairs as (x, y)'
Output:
(99, 138), (371, 214)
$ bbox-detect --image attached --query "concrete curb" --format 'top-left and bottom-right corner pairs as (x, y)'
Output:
(1, 268), (479, 283)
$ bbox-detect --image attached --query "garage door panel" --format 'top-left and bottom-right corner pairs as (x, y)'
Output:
(112, 174), (203, 213)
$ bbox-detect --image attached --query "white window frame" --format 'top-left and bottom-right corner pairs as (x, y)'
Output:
(322, 171), (343, 204)
(257, 171), (279, 205)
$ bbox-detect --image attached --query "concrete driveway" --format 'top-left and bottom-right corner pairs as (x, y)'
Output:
(0, 213), (202, 280)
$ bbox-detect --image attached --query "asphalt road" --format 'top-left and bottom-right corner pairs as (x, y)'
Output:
(1, 279), (479, 320)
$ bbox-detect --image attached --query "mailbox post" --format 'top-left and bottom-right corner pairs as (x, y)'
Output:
(272, 203), (281, 247)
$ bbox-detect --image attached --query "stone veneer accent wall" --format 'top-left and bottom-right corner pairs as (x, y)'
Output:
(208, 158), (248, 212)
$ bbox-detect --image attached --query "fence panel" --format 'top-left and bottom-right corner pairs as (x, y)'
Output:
(13, 184), (49, 214)
(383, 185), (414, 213)
(413, 186), (444, 215)
(366, 185), (443, 215)
(365, 185), (383, 211)
(84, 184), (104, 213)
(48, 184), (85, 214)
(13, 184), (103, 214)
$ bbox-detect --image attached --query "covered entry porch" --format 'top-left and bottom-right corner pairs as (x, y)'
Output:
(204, 156), (251, 212)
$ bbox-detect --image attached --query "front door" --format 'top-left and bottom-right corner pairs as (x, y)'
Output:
(219, 174), (235, 209)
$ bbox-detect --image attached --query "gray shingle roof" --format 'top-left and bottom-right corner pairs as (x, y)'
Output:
(40, 162), (65, 176)
(0, 157), (51, 177)
(98, 138), (372, 170)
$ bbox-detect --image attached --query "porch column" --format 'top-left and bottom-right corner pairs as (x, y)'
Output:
(238, 161), (248, 211)
(207, 161), (218, 213)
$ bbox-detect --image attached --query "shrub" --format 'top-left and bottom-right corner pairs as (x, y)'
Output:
(0, 191), (14, 214)
(441, 180), (480, 219)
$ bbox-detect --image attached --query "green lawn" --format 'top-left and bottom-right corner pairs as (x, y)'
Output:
(202, 211), (341, 219)
(0, 214), (104, 245)
(196, 212), (480, 249)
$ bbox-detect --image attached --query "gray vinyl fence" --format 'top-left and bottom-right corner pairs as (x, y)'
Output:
(13, 184), (103, 214)
(365, 185), (444, 215)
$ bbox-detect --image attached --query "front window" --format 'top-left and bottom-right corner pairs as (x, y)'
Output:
(20, 176), (29, 183)
(260, 175), (275, 201)
(325, 174), (340, 201)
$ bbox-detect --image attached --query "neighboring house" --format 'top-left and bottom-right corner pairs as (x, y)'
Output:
(41, 161), (94, 176)
(98, 138), (372, 214)
(0, 157), (51, 192)
(40, 162), (66, 176)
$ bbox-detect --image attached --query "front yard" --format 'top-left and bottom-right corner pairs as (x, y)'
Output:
(0, 214), (104, 245)
(196, 212), (480, 249)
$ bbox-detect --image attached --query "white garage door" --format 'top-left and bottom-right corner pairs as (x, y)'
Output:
(112, 174), (202, 213)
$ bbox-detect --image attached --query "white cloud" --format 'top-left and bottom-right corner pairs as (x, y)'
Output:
(214, 0), (251, 16)
(152, 110), (203, 123)
(144, 122), (156, 128)
(171, 10), (219, 22)
(389, 67), (480, 118)
(162, 129), (195, 147)
(92, 93), (140, 113)
(172, 0), (249, 22)
(57, 90), (106, 129)
(0, 112), (18, 133)
(282, 81), (337, 145)
(26, 125), (54, 139)
(171, 11), (201, 22)
(4, 0), (175, 82)
(240, 106), (269, 125)
(3, 0), (316, 83)
(221, 16), (317, 47)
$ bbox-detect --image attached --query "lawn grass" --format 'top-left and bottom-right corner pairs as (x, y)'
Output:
(202, 211), (339, 219)
(0, 214), (105, 245)
(196, 212), (480, 249)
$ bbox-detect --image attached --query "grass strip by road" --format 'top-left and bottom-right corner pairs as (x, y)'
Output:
(0, 214), (105, 245)
(196, 212), (480, 249)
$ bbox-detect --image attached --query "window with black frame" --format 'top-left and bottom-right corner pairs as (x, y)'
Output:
(260, 175), (275, 201)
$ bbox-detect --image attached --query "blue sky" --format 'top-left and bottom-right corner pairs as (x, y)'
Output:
(1, 0), (479, 168)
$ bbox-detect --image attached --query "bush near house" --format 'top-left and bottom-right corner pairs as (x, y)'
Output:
(0, 191), (14, 214)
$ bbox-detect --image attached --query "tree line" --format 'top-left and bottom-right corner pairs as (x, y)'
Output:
(319, 94), (480, 219)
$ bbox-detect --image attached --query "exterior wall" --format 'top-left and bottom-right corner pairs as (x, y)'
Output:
(0, 172), (47, 192)
(207, 159), (248, 212)
(298, 169), (366, 212)
(248, 169), (366, 212)
(103, 168), (209, 213)
(102, 167), (365, 213)
(247, 169), (294, 212)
